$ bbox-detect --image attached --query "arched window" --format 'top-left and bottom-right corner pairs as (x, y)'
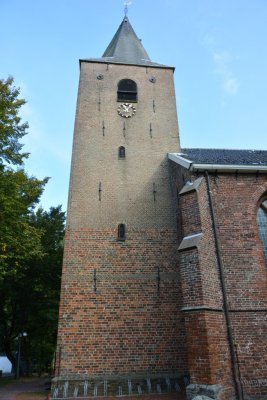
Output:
(256, 198), (267, 265)
(118, 146), (125, 159)
(118, 224), (126, 241)
(117, 79), (137, 102)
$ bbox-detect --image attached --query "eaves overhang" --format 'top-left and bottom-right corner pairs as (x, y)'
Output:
(168, 153), (267, 174)
(79, 58), (175, 71)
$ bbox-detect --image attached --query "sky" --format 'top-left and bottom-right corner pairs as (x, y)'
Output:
(1, 0), (267, 211)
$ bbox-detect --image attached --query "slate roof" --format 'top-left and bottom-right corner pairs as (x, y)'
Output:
(180, 148), (267, 166)
(82, 17), (172, 68)
(103, 17), (150, 62)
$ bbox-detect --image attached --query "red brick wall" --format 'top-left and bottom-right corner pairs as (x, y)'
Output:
(171, 162), (267, 399)
(211, 174), (267, 309)
(56, 228), (187, 378)
(184, 310), (232, 384)
(232, 313), (267, 399)
(210, 174), (267, 399)
(180, 191), (201, 236)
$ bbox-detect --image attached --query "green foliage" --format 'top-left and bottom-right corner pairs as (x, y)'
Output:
(26, 206), (65, 373)
(0, 77), (65, 375)
(0, 77), (29, 166)
(0, 169), (48, 278)
(0, 206), (65, 374)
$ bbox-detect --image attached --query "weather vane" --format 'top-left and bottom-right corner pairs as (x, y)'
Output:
(124, 1), (132, 16)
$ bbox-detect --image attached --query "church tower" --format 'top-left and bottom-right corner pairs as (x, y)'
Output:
(55, 16), (186, 396)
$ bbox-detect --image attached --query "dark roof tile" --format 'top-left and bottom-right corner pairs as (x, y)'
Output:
(180, 148), (267, 166)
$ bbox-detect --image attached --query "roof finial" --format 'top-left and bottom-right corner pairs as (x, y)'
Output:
(124, 1), (132, 16)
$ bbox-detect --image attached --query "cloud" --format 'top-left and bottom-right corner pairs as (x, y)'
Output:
(203, 36), (240, 96)
(223, 77), (239, 95)
(213, 51), (231, 75)
(213, 50), (240, 95)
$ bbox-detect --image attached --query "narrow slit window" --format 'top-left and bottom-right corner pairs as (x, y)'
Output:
(256, 198), (267, 266)
(117, 79), (137, 102)
(118, 224), (126, 241)
(118, 146), (125, 159)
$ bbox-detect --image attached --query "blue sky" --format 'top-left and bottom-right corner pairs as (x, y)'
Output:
(1, 0), (267, 211)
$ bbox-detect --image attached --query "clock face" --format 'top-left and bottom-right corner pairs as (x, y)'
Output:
(117, 103), (136, 118)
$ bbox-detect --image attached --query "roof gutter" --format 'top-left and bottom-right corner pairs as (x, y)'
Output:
(168, 153), (267, 173)
(191, 163), (267, 173)
(168, 153), (192, 169)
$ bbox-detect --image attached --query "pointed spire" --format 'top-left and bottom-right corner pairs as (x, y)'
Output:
(102, 17), (151, 65)
(81, 16), (172, 69)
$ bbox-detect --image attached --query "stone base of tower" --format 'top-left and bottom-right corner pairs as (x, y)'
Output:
(186, 383), (224, 400)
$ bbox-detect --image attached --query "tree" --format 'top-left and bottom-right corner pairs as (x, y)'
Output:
(0, 77), (29, 166)
(25, 206), (65, 374)
(0, 170), (48, 371)
(0, 77), (65, 375)
(0, 206), (65, 375)
(0, 169), (48, 274)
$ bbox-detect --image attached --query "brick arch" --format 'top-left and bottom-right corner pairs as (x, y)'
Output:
(256, 190), (267, 207)
(247, 181), (267, 215)
(247, 181), (267, 268)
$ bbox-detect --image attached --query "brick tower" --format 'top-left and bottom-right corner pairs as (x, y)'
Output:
(54, 16), (186, 397)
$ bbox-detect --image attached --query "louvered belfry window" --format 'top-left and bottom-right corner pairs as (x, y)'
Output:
(257, 198), (267, 266)
(117, 79), (137, 102)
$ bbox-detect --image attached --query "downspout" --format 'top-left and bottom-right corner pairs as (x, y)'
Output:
(205, 171), (244, 400)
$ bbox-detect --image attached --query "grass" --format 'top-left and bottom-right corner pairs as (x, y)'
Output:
(15, 393), (47, 400)
(0, 376), (15, 387)
(0, 376), (48, 399)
